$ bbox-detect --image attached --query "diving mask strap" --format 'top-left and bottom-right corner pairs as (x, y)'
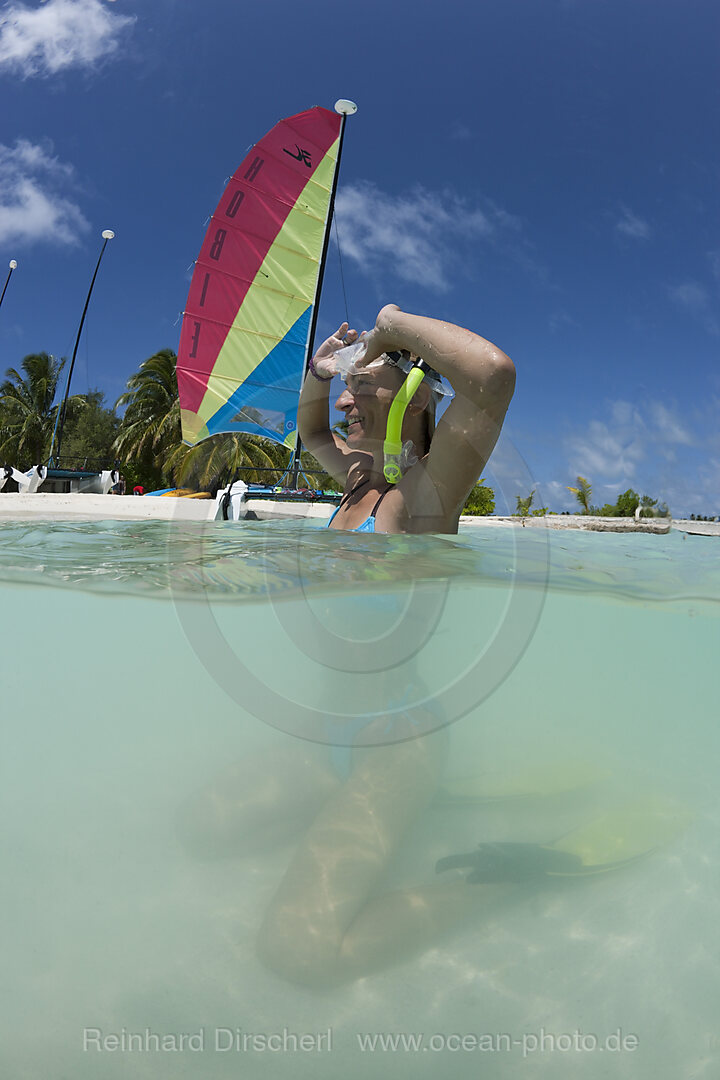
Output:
(383, 359), (431, 483)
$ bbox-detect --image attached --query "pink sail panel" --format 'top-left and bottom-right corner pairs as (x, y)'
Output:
(178, 107), (342, 423)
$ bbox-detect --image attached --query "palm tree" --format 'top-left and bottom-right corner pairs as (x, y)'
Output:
(515, 489), (535, 517)
(114, 348), (181, 471)
(115, 348), (297, 489)
(166, 431), (290, 490)
(567, 475), (592, 514)
(0, 352), (71, 466)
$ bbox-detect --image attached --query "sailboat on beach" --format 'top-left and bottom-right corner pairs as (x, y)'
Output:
(176, 100), (357, 519)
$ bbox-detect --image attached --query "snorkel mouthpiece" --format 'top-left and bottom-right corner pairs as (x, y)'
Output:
(383, 361), (431, 483)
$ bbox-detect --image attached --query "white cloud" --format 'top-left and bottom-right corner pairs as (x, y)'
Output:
(668, 280), (719, 336)
(565, 398), (693, 488)
(646, 402), (693, 446)
(531, 400), (715, 517)
(0, 139), (89, 246)
(697, 457), (720, 504)
(567, 417), (646, 482)
(615, 206), (651, 240)
(0, 0), (134, 78)
(654, 459), (720, 518)
(669, 281), (709, 312)
(335, 182), (522, 292)
(539, 479), (576, 512)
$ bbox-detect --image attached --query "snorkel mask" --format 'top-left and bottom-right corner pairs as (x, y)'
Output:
(334, 338), (453, 483)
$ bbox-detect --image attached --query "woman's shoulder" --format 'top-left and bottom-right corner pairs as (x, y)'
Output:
(392, 458), (462, 532)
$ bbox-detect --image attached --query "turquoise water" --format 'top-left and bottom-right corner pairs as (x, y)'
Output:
(1, 518), (718, 1079)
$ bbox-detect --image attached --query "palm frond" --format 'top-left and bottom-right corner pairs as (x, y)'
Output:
(567, 475), (592, 513)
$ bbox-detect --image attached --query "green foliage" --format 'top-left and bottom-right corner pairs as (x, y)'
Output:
(515, 489), (535, 517)
(0, 352), (67, 466)
(463, 480), (495, 515)
(114, 348), (180, 477)
(60, 390), (120, 466)
(636, 493), (656, 518)
(614, 488), (640, 516)
(120, 458), (166, 493)
(594, 489), (671, 518)
(167, 431), (290, 490)
(567, 475), (592, 513)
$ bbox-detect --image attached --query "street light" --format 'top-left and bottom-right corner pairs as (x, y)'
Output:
(0, 259), (18, 313)
(49, 230), (115, 466)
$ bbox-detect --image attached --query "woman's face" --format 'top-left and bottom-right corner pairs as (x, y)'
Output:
(334, 364), (404, 449)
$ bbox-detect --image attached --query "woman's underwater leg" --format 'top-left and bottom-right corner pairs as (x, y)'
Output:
(176, 743), (342, 859)
(255, 725), (509, 987)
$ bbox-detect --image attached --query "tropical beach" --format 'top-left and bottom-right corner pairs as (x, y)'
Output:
(2, 489), (719, 535)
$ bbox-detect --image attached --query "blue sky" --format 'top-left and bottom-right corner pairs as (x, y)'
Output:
(0, 0), (718, 515)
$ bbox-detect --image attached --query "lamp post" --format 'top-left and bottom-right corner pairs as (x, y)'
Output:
(0, 259), (18, 313)
(49, 230), (115, 467)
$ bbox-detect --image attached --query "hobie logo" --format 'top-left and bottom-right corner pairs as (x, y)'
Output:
(283, 144), (312, 167)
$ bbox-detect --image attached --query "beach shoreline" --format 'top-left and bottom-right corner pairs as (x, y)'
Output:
(0, 492), (216, 521)
(0, 492), (333, 523)
(461, 514), (719, 535)
(0, 492), (716, 533)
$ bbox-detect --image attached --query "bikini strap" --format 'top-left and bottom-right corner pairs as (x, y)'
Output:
(337, 475), (370, 510)
(369, 486), (392, 517)
(336, 477), (391, 518)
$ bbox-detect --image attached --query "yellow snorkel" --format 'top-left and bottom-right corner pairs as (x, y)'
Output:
(383, 359), (433, 483)
(333, 339), (451, 482)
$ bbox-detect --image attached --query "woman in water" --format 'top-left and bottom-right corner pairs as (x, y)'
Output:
(179, 308), (517, 986)
(298, 304), (515, 534)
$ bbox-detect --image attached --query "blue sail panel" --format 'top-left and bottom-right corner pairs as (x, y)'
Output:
(203, 307), (312, 444)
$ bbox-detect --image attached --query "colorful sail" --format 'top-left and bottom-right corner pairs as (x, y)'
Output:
(177, 106), (343, 447)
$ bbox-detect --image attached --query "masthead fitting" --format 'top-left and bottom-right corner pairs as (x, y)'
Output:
(8, 260), (17, 269)
(101, 229), (115, 240)
(334, 99), (358, 115)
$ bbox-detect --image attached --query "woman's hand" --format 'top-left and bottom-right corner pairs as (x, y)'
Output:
(355, 305), (402, 368)
(311, 322), (359, 378)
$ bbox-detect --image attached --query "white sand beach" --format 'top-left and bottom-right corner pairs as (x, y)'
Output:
(1, 492), (716, 533)
(0, 492), (216, 521)
(0, 492), (331, 523)
(462, 514), (720, 535)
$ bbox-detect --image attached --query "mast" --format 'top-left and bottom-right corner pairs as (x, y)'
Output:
(49, 229), (115, 466)
(288, 98), (356, 489)
(0, 259), (18, 314)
